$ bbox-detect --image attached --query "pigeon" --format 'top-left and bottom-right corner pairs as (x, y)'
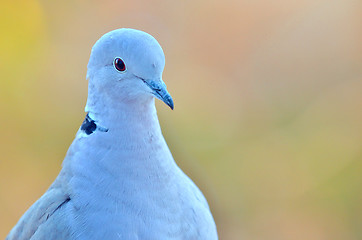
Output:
(7, 28), (218, 240)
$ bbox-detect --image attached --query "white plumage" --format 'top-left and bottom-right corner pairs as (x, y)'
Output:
(7, 28), (218, 240)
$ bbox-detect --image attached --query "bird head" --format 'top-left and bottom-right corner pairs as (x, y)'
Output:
(86, 28), (173, 111)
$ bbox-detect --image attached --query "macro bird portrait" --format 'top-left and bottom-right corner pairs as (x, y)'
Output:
(6, 29), (218, 239)
(3, 1), (361, 240)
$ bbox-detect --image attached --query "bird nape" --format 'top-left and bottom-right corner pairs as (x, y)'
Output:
(7, 28), (218, 240)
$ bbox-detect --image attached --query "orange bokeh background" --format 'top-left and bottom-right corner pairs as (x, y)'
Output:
(1, 1), (361, 239)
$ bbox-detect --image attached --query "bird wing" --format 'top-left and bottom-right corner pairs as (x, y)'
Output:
(6, 188), (72, 240)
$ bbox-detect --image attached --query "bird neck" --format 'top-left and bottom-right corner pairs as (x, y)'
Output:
(66, 84), (176, 181)
(82, 89), (172, 160)
(57, 86), (178, 204)
(85, 90), (160, 133)
(65, 94), (176, 188)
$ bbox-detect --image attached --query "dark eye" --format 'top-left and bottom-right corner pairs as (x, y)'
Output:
(114, 58), (126, 72)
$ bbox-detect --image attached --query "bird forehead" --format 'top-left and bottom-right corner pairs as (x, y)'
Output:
(88, 29), (165, 76)
(100, 30), (163, 62)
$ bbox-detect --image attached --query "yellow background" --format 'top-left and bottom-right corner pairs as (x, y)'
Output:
(1, 0), (361, 239)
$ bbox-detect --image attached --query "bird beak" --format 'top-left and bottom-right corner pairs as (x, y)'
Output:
(142, 79), (174, 110)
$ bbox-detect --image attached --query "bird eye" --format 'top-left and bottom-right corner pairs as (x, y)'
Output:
(114, 58), (126, 72)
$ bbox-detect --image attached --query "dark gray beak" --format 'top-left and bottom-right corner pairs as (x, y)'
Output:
(142, 79), (174, 110)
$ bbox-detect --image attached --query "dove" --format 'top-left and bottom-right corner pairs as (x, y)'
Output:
(7, 28), (218, 239)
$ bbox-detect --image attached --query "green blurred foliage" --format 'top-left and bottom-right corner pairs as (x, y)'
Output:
(0, 0), (361, 239)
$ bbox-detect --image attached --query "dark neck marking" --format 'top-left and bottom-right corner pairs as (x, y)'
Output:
(81, 113), (108, 135)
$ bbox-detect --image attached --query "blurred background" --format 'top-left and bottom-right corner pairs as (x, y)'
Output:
(1, 0), (361, 239)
